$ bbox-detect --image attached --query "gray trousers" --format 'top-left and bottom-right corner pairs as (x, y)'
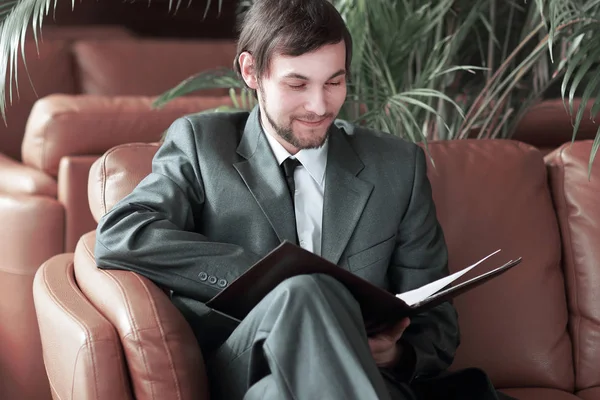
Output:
(206, 274), (415, 400)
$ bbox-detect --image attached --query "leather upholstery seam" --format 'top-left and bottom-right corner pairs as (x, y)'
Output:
(70, 343), (88, 400)
(100, 152), (109, 217)
(48, 379), (65, 400)
(81, 236), (156, 398)
(0, 266), (38, 276)
(42, 261), (101, 400)
(41, 112), (55, 175)
(80, 239), (131, 396)
(98, 143), (158, 217)
(45, 362), (66, 400)
(103, 268), (157, 399)
(557, 147), (581, 388)
(133, 272), (184, 400)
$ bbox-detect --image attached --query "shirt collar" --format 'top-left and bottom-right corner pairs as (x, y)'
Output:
(262, 125), (328, 187)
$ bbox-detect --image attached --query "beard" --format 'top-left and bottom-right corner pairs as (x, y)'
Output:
(259, 87), (334, 150)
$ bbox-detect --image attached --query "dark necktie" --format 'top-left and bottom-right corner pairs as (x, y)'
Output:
(281, 157), (302, 207)
(281, 157), (302, 244)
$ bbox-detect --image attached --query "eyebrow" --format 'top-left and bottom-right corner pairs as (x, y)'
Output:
(282, 69), (346, 81)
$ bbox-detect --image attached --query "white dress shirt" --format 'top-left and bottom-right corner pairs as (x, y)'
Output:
(263, 130), (328, 256)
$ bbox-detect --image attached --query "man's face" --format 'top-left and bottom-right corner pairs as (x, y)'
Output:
(252, 42), (348, 153)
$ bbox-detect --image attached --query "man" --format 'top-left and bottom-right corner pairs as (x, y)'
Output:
(95, 0), (508, 398)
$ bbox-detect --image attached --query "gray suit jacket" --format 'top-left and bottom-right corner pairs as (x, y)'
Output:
(95, 106), (459, 381)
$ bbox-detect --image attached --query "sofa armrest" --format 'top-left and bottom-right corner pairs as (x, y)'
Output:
(33, 253), (133, 400)
(88, 143), (159, 222)
(22, 94), (233, 177)
(73, 231), (209, 400)
(58, 155), (101, 252)
(0, 153), (57, 197)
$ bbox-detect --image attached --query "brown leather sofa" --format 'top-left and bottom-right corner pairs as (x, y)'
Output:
(32, 137), (600, 399)
(0, 95), (230, 399)
(1, 32), (236, 399)
(1, 30), (236, 161)
(511, 98), (600, 155)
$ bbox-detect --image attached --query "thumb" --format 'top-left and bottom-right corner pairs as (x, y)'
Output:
(389, 317), (410, 341)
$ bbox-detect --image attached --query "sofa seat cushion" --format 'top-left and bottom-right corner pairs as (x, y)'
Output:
(1, 39), (76, 161)
(501, 388), (581, 399)
(577, 387), (600, 400)
(0, 152), (56, 196)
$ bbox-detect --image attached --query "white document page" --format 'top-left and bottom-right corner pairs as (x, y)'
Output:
(396, 249), (501, 306)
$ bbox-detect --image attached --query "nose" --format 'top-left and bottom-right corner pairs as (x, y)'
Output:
(304, 88), (327, 116)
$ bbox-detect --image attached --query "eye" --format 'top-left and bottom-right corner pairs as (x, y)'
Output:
(288, 84), (306, 90)
(327, 82), (342, 86)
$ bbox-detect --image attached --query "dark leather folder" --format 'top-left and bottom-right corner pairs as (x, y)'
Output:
(206, 241), (521, 334)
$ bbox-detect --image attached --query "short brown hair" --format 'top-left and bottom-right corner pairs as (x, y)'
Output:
(233, 0), (352, 84)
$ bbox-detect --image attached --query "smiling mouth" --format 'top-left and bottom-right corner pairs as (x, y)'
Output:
(296, 118), (328, 127)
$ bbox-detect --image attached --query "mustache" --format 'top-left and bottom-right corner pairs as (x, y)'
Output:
(292, 113), (334, 122)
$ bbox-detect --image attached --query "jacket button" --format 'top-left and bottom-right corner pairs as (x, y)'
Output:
(199, 272), (208, 281)
(208, 276), (217, 284)
(218, 279), (227, 288)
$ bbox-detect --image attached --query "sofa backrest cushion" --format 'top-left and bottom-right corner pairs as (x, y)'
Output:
(546, 140), (600, 392)
(424, 139), (573, 391)
(73, 39), (237, 97)
(512, 99), (599, 154)
(87, 137), (575, 391)
(1, 40), (76, 161)
(22, 94), (231, 177)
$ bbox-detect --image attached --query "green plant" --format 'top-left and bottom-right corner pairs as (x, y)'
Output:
(3, 0), (600, 173)
(0, 0), (223, 119)
(154, 0), (600, 175)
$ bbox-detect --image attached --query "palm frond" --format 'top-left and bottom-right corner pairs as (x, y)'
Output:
(560, 22), (600, 112)
(148, 0), (600, 172)
(558, 18), (600, 175)
(152, 68), (245, 108)
(0, 0), (55, 122)
(589, 126), (600, 178)
(0, 0), (222, 122)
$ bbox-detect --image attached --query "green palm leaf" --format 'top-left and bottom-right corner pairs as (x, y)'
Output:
(0, 0), (56, 122)
(589, 126), (600, 178)
(558, 18), (600, 175)
(0, 0), (222, 121)
(152, 68), (244, 109)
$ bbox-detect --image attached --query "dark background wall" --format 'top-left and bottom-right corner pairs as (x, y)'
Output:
(46, 0), (238, 38)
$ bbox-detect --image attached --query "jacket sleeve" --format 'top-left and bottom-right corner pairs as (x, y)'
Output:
(386, 145), (460, 382)
(95, 117), (261, 302)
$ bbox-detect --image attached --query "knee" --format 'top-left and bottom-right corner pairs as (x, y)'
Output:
(274, 273), (351, 302)
(275, 274), (319, 299)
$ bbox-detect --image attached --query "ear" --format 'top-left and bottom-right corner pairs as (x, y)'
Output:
(238, 52), (259, 90)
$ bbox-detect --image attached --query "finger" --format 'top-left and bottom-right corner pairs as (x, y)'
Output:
(384, 317), (410, 341)
(368, 336), (391, 354)
(369, 318), (411, 353)
(398, 317), (410, 331)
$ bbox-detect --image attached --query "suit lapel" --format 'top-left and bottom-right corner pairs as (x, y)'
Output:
(233, 107), (297, 244)
(321, 125), (374, 265)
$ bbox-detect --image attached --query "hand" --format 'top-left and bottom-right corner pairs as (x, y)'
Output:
(368, 317), (410, 367)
